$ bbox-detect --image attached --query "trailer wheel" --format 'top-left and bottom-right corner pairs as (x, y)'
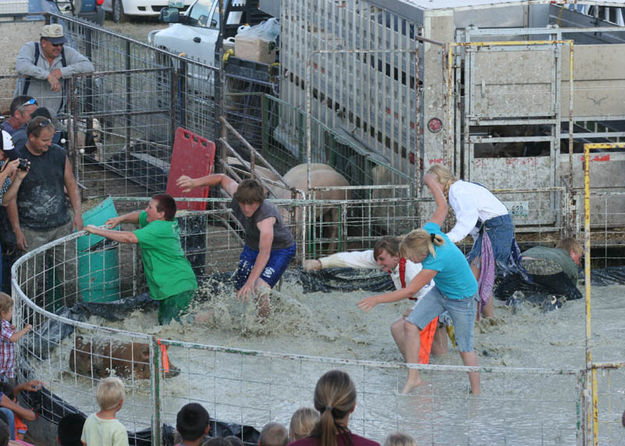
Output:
(112, 0), (126, 23)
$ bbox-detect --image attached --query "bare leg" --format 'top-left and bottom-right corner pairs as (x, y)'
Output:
(470, 258), (494, 319)
(254, 279), (272, 318)
(390, 317), (407, 359)
(401, 320), (423, 394)
(431, 325), (448, 355)
(459, 351), (481, 395)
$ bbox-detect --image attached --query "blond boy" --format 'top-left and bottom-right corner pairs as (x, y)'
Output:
(0, 293), (32, 380)
(81, 377), (128, 446)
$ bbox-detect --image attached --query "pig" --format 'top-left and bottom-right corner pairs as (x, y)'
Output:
(69, 336), (179, 379)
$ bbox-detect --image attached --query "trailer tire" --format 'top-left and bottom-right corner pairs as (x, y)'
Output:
(112, 0), (126, 23)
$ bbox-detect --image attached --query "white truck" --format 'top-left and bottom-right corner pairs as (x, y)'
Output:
(148, 0), (277, 68)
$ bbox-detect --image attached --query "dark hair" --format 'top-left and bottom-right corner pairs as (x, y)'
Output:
(310, 370), (357, 446)
(0, 381), (15, 400)
(0, 419), (8, 446)
(233, 179), (265, 204)
(176, 403), (210, 441)
(30, 107), (52, 120)
(201, 438), (230, 446)
(373, 237), (401, 260)
(58, 413), (86, 446)
(27, 115), (55, 138)
(10, 95), (35, 116)
(259, 422), (288, 446)
(224, 435), (244, 446)
(153, 194), (177, 221)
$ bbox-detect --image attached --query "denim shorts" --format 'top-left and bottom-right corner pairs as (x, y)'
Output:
(233, 242), (296, 289)
(406, 286), (477, 352)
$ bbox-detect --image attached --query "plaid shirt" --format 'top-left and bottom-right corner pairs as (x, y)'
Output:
(0, 319), (15, 379)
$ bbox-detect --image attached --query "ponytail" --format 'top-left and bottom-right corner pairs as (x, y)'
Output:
(310, 370), (357, 446)
(400, 229), (444, 260)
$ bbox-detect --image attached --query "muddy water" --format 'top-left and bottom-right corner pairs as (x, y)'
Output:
(36, 280), (625, 445)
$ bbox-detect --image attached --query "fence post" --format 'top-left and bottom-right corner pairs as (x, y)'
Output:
(150, 336), (162, 445)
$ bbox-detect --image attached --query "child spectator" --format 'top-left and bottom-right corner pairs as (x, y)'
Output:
(176, 403), (210, 446)
(383, 433), (417, 446)
(289, 407), (319, 441)
(58, 413), (86, 446)
(81, 377), (128, 446)
(224, 436), (243, 446)
(0, 292), (32, 379)
(258, 422), (287, 446)
(289, 370), (379, 446)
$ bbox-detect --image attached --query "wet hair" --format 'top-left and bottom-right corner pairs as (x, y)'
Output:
(399, 229), (444, 261)
(384, 433), (418, 446)
(224, 435), (244, 446)
(289, 407), (319, 441)
(426, 165), (457, 200)
(233, 179), (265, 204)
(58, 413), (86, 446)
(202, 438), (230, 446)
(373, 237), (401, 260)
(0, 419), (9, 446)
(27, 115), (55, 138)
(556, 237), (583, 257)
(95, 377), (125, 411)
(0, 292), (13, 316)
(309, 370), (357, 446)
(259, 422), (288, 446)
(176, 402), (210, 441)
(153, 194), (177, 221)
(10, 95), (35, 116)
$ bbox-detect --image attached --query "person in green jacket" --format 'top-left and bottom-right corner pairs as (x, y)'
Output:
(84, 194), (198, 324)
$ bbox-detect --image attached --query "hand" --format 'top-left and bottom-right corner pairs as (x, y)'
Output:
(105, 216), (122, 229)
(236, 281), (255, 302)
(15, 161), (29, 180)
(176, 175), (195, 192)
(15, 228), (27, 251)
(303, 259), (322, 272)
(47, 73), (61, 92)
(73, 213), (84, 231)
(24, 324), (32, 333)
(22, 380), (44, 392)
(3, 159), (19, 177)
(84, 224), (98, 234)
(49, 68), (62, 80)
(357, 296), (379, 312)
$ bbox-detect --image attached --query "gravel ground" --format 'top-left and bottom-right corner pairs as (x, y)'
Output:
(103, 16), (168, 42)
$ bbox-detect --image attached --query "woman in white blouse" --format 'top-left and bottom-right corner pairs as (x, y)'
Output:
(426, 164), (526, 318)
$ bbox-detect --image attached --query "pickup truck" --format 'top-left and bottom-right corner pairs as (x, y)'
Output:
(148, 0), (275, 67)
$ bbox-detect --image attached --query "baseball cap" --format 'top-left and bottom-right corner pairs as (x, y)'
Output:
(1, 130), (18, 161)
(41, 24), (66, 45)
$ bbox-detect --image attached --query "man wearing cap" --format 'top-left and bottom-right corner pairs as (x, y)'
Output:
(1, 96), (38, 149)
(16, 24), (94, 117)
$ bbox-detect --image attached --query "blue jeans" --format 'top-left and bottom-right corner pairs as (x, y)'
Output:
(406, 286), (477, 352)
(0, 407), (16, 440)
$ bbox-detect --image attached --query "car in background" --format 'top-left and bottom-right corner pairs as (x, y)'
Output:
(101, 0), (192, 23)
(68, 0), (105, 25)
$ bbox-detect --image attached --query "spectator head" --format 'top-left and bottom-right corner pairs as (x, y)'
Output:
(289, 407), (319, 441)
(311, 370), (357, 446)
(57, 413), (86, 446)
(384, 433), (418, 446)
(95, 377), (125, 412)
(224, 436), (243, 446)
(40, 24), (66, 59)
(556, 237), (583, 266)
(150, 194), (177, 221)
(258, 422), (288, 446)
(9, 96), (37, 126)
(27, 115), (55, 138)
(0, 419), (9, 446)
(30, 107), (53, 121)
(0, 130), (18, 161)
(176, 403), (210, 442)
(0, 292), (14, 321)
(426, 164), (457, 199)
